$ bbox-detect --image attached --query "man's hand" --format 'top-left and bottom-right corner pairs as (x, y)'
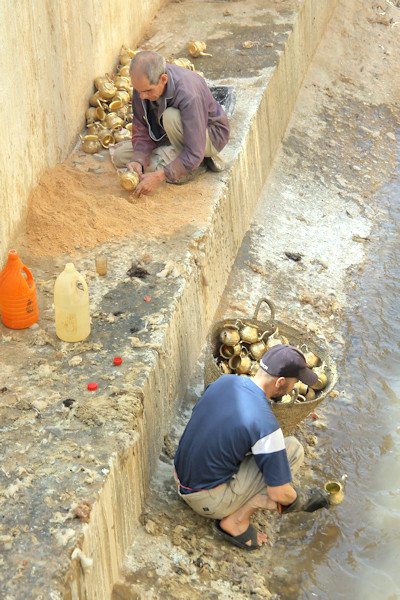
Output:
(135, 170), (166, 196)
(127, 161), (143, 175)
(278, 486), (330, 514)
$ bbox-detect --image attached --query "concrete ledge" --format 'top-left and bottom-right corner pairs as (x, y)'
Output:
(0, 1), (338, 598)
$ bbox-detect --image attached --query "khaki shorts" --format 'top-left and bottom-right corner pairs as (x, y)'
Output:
(178, 436), (304, 520)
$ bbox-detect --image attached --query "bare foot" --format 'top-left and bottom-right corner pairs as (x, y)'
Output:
(253, 531), (268, 547)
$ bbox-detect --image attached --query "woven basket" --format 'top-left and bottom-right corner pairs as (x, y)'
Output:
(204, 297), (338, 435)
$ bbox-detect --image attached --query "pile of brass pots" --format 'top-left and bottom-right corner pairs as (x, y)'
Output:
(81, 45), (207, 154)
(215, 322), (329, 402)
(81, 45), (137, 153)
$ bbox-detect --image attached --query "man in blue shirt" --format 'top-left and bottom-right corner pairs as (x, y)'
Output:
(174, 344), (330, 550)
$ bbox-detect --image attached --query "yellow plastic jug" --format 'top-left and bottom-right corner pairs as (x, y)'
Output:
(54, 263), (90, 342)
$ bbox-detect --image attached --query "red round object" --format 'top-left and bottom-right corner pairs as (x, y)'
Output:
(87, 382), (98, 391)
(113, 357), (122, 366)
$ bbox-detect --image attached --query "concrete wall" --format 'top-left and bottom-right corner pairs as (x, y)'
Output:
(0, 0), (163, 266)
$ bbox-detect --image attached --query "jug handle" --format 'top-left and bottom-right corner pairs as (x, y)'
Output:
(22, 266), (34, 288)
(253, 297), (276, 322)
(70, 273), (88, 297)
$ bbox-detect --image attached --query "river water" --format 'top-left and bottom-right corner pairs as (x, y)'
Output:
(267, 157), (400, 600)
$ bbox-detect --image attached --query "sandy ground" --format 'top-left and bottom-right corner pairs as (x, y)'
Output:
(111, 0), (400, 598)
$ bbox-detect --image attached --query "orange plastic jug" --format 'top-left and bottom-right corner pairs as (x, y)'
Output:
(0, 249), (39, 329)
(54, 263), (90, 342)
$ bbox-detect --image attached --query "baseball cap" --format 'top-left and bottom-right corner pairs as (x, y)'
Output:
(259, 344), (319, 387)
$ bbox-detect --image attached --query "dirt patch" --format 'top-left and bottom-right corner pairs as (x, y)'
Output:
(24, 152), (213, 257)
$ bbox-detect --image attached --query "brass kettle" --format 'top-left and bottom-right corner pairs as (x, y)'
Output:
(80, 134), (101, 154)
(219, 325), (241, 347)
(188, 40), (212, 58)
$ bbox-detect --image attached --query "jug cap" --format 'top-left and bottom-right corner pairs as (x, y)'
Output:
(65, 263), (75, 272)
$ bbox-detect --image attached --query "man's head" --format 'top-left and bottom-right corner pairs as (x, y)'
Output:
(129, 51), (168, 101)
(255, 344), (319, 399)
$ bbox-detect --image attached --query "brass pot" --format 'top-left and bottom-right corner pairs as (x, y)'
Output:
(96, 103), (106, 121)
(265, 329), (288, 350)
(116, 105), (129, 120)
(105, 113), (124, 130)
(238, 321), (260, 344)
(94, 74), (111, 90)
(89, 91), (103, 107)
(119, 170), (140, 191)
(120, 53), (132, 66)
(87, 122), (104, 135)
(114, 76), (131, 92)
(305, 387), (316, 401)
(98, 81), (117, 101)
(86, 107), (99, 123)
(188, 40), (212, 58)
(80, 134), (101, 154)
(217, 359), (232, 375)
(98, 129), (115, 148)
(229, 350), (252, 374)
(294, 381), (308, 396)
(324, 481), (344, 505)
(119, 65), (130, 77)
(109, 100), (122, 112)
(249, 338), (268, 361)
(311, 365), (328, 391)
(113, 90), (130, 106)
(120, 46), (138, 67)
(171, 57), (195, 70)
(219, 326), (241, 347)
(304, 349), (320, 368)
(219, 343), (241, 359)
(113, 128), (131, 143)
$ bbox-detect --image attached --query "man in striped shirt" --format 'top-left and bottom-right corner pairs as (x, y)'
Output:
(174, 345), (330, 550)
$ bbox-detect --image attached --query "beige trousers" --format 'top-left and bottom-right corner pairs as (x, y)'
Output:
(113, 106), (218, 169)
(178, 436), (304, 520)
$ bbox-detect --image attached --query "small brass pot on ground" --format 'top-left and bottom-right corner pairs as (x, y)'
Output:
(324, 480), (344, 505)
(80, 134), (100, 154)
(188, 40), (212, 58)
